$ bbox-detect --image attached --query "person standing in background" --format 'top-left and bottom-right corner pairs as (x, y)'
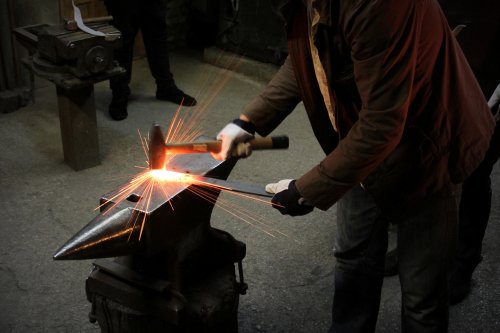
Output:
(439, 0), (500, 303)
(450, 83), (500, 304)
(104, 0), (197, 121)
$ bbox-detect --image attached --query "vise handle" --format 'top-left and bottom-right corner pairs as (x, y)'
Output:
(63, 15), (113, 31)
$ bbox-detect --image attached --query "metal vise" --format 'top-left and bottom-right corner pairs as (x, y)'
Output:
(54, 151), (247, 332)
(13, 19), (125, 170)
(38, 21), (120, 78)
(15, 18), (122, 79)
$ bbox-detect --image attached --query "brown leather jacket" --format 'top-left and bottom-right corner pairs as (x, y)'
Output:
(243, 0), (495, 211)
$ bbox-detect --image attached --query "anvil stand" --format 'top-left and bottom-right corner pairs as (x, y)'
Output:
(28, 54), (124, 171)
(86, 228), (247, 333)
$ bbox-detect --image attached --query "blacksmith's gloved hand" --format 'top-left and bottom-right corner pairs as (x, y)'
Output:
(211, 118), (255, 160)
(266, 179), (314, 216)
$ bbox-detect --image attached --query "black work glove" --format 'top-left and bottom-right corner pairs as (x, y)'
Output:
(267, 179), (314, 216)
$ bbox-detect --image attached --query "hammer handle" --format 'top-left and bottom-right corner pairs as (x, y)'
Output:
(247, 136), (289, 150)
(83, 16), (113, 24)
(164, 136), (289, 155)
(64, 15), (113, 31)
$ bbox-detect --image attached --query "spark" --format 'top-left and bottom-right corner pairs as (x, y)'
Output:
(98, 165), (296, 242)
(96, 50), (297, 243)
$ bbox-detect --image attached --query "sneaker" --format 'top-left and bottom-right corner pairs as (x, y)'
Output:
(109, 94), (128, 120)
(156, 86), (197, 106)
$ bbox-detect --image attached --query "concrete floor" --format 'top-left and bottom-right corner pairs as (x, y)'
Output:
(1, 48), (499, 333)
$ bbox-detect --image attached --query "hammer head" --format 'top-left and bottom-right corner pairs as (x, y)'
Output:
(149, 123), (167, 169)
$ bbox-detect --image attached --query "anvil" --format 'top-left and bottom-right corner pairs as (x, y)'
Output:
(54, 152), (250, 331)
(54, 150), (248, 283)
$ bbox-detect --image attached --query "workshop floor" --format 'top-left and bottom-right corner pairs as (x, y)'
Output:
(1, 48), (499, 333)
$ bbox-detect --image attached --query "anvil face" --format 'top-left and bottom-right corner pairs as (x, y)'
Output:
(53, 151), (237, 260)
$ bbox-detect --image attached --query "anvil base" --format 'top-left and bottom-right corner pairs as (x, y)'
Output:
(86, 259), (240, 333)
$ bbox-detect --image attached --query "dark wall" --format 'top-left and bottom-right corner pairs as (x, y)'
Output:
(210, 0), (499, 82)
(1, 0), (59, 112)
(215, 0), (287, 65)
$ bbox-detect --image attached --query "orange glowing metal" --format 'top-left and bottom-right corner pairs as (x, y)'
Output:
(149, 169), (193, 183)
(149, 169), (232, 192)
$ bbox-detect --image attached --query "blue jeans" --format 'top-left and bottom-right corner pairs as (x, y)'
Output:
(329, 184), (459, 333)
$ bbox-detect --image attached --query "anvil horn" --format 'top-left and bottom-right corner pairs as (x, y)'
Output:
(53, 207), (143, 260)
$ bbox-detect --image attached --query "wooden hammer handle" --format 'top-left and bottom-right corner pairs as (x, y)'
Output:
(233, 136), (289, 157)
(247, 136), (289, 150)
(164, 136), (289, 155)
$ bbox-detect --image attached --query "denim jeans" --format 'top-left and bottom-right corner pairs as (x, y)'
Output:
(329, 184), (459, 333)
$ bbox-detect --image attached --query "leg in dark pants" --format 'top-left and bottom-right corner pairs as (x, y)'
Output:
(330, 185), (388, 332)
(330, 185), (459, 333)
(140, 0), (196, 106)
(104, 0), (196, 120)
(105, 0), (139, 96)
(398, 187), (459, 332)
(451, 122), (500, 303)
(140, 0), (175, 90)
(104, 0), (139, 120)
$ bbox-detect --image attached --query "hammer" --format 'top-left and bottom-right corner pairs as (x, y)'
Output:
(148, 124), (289, 169)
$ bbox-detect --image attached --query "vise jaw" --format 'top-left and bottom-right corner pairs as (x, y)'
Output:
(37, 21), (121, 78)
(14, 19), (122, 80)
